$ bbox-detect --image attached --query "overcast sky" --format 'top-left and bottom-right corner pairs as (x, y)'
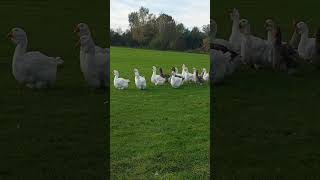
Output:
(110, 0), (210, 31)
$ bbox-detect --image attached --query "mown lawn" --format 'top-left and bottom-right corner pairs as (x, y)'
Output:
(0, 0), (109, 179)
(110, 47), (210, 179)
(212, 0), (320, 178)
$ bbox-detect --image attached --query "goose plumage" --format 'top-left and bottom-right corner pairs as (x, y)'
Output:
(211, 20), (241, 83)
(170, 71), (184, 88)
(182, 66), (193, 82)
(74, 23), (108, 75)
(113, 70), (130, 89)
(78, 35), (108, 88)
(239, 19), (273, 67)
(202, 68), (209, 81)
(229, 8), (243, 52)
(151, 66), (166, 85)
(8, 28), (63, 89)
(296, 21), (316, 60)
(134, 68), (146, 90)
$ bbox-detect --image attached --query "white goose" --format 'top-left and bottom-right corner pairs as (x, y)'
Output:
(134, 68), (146, 90)
(264, 19), (299, 70)
(211, 20), (240, 83)
(296, 21), (316, 60)
(202, 68), (209, 81)
(212, 19), (238, 54)
(265, 19), (300, 48)
(113, 70), (130, 90)
(74, 23), (108, 74)
(170, 71), (184, 88)
(151, 66), (166, 85)
(229, 8), (243, 52)
(239, 19), (273, 67)
(174, 67), (183, 77)
(191, 68), (197, 83)
(211, 49), (231, 84)
(182, 66), (193, 82)
(78, 35), (108, 88)
(8, 28), (63, 89)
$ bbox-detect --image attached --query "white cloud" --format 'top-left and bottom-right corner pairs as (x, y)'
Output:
(110, 0), (210, 31)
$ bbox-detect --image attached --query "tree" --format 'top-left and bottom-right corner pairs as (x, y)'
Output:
(156, 13), (176, 50)
(202, 24), (210, 51)
(128, 7), (157, 46)
(111, 7), (208, 52)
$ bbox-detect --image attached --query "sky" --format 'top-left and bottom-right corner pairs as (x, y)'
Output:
(110, 0), (210, 31)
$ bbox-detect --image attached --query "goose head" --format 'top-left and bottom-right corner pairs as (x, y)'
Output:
(202, 68), (207, 73)
(171, 71), (176, 77)
(174, 67), (179, 73)
(296, 22), (308, 34)
(7, 28), (27, 45)
(264, 19), (276, 32)
(152, 66), (157, 71)
(184, 67), (189, 73)
(133, 68), (139, 76)
(239, 19), (250, 34)
(113, 70), (120, 77)
(77, 35), (94, 52)
(74, 23), (91, 37)
(230, 8), (240, 21)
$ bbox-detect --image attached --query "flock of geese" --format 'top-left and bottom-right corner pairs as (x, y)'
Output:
(7, 23), (109, 89)
(212, 8), (320, 84)
(113, 65), (210, 90)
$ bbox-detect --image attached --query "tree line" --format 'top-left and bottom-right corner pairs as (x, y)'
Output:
(110, 7), (210, 53)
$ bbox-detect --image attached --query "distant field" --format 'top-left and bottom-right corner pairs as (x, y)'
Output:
(110, 47), (210, 179)
(212, 0), (320, 178)
(0, 0), (108, 179)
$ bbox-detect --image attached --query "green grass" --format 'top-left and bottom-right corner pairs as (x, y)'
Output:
(0, 0), (109, 179)
(212, 0), (320, 178)
(110, 47), (210, 179)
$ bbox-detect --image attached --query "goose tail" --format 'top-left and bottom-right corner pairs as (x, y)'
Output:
(55, 57), (64, 65)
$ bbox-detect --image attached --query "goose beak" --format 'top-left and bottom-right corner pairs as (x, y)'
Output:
(73, 27), (80, 34)
(7, 32), (13, 38)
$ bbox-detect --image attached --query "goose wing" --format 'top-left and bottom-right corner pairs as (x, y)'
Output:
(21, 51), (60, 69)
(95, 46), (110, 54)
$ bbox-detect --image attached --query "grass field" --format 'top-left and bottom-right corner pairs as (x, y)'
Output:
(212, 0), (320, 178)
(110, 47), (210, 179)
(0, 0), (109, 179)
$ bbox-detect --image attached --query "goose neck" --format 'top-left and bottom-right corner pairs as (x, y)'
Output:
(152, 70), (157, 76)
(301, 30), (309, 41)
(232, 18), (240, 33)
(13, 40), (27, 58)
(267, 30), (273, 42)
